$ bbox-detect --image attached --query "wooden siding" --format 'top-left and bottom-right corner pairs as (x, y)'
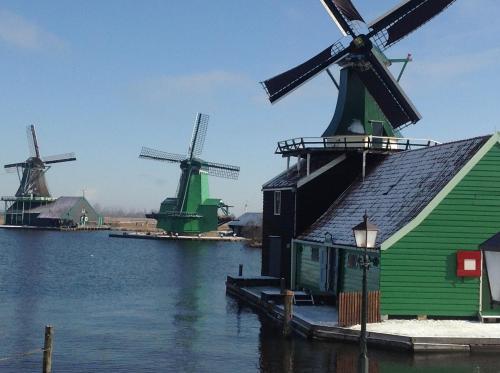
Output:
(296, 244), (321, 292)
(261, 189), (295, 283)
(338, 291), (381, 327)
(381, 143), (500, 317)
(340, 250), (380, 293)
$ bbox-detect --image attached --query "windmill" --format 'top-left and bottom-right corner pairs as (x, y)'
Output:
(4, 125), (76, 198)
(140, 113), (240, 234)
(261, 0), (456, 137)
(2, 125), (77, 225)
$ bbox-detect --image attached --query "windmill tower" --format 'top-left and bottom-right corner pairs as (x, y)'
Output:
(261, 0), (456, 137)
(2, 125), (76, 225)
(140, 113), (240, 234)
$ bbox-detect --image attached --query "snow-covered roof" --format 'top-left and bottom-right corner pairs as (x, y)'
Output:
(27, 196), (85, 219)
(299, 135), (491, 247)
(263, 155), (339, 190)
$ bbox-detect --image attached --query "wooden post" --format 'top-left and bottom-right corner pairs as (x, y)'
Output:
(283, 290), (294, 337)
(238, 264), (243, 277)
(280, 278), (286, 294)
(43, 325), (53, 373)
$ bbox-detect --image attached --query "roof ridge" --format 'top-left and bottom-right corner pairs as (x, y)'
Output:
(397, 134), (492, 155)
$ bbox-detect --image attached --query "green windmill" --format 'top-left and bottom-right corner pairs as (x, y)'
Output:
(261, 0), (456, 137)
(140, 113), (240, 234)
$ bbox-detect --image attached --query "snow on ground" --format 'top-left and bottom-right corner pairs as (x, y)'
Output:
(349, 319), (500, 338)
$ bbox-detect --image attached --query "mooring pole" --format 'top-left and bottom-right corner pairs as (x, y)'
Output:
(43, 325), (53, 373)
(283, 290), (294, 337)
(238, 264), (243, 277)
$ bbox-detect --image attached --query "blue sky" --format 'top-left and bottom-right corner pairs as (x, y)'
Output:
(0, 0), (497, 215)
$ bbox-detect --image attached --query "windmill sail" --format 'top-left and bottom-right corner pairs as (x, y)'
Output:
(139, 147), (185, 163)
(321, 0), (364, 36)
(262, 41), (349, 103)
(261, 0), (456, 129)
(201, 161), (240, 180)
(188, 113), (209, 159)
(368, 0), (457, 48)
(43, 153), (77, 165)
(26, 126), (37, 158)
(359, 50), (421, 127)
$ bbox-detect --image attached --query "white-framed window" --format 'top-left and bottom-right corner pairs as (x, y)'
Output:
(274, 191), (281, 216)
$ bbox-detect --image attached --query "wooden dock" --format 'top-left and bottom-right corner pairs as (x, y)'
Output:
(109, 231), (248, 242)
(0, 224), (110, 232)
(226, 276), (500, 352)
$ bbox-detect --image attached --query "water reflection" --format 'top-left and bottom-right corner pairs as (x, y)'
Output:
(0, 230), (498, 372)
(256, 315), (500, 373)
(171, 243), (202, 371)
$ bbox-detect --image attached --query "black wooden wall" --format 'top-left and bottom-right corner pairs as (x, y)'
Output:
(261, 189), (295, 284)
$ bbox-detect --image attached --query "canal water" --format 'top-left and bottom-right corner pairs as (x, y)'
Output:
(0, 230), (498, 372)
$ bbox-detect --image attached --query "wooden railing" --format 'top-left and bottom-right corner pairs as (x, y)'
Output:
(338, 291), (381, 327)
(275, 135), (440, 155)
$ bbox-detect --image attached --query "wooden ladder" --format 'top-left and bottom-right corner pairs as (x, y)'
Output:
(293, 292), (315, 305)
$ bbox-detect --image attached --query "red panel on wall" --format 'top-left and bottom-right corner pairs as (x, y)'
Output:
(457, 250), (482, 277)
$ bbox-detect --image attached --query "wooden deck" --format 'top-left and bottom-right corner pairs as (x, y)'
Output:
(0, 224), (110, 231)
(226, 276), (500, 352)
(109, 231), (248, 242)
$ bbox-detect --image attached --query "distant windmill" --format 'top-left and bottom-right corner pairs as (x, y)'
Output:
(140, 113), (240, 234)
(261, 0), (456, 137)
(4, 125), (76, 198)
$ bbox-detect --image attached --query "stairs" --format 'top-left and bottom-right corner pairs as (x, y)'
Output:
(293, 291), (315, 306)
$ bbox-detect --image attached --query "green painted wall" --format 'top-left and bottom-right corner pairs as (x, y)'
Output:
(66, 197), (102, 226)
(339, 250), (380, 293)
(296, 243), (321, 292)
(381, 143), (500, 317)
(323, 68), (395, 137)
(295, 244), (380, 293)
(155, 171), (220, 234)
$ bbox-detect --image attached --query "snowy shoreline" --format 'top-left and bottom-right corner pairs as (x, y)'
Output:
(349, 319), (500, 338)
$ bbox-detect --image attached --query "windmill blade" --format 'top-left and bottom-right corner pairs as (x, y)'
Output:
(4, 162), (27, 169)
(139, 146), (186, 164)
(356, 49), (421, 128)
(368, 0), (456, 49)
(201, 161), (240, 180)
(43, 153), (77, 164)
(26, 126), (36, 157)
(28, 124), (41, 158)
(187, 113), (209, 159)
(261, 40), (350, 103)
(321, 0), (365, 37)
(5, 166), (19, 173)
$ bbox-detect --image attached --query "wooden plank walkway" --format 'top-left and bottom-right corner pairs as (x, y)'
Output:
(109, 232), (247, 242)
(225, 278), (500, 352)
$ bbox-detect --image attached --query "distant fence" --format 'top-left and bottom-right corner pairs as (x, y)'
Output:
(338, 291), (381, 327)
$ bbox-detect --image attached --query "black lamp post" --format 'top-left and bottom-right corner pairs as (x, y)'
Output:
(352, 213), (379, 373)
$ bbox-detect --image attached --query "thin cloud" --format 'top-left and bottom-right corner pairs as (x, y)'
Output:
(0, 9), (65, 51)
(135, 70), (253, 101)
(411, 47), (500, 80)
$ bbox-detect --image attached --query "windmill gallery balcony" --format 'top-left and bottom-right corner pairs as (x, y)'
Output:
(275, 135), (440, 157)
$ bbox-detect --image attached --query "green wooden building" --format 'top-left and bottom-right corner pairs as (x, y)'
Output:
(291, 133), (500, 319)
(3, 196), (103, 228)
